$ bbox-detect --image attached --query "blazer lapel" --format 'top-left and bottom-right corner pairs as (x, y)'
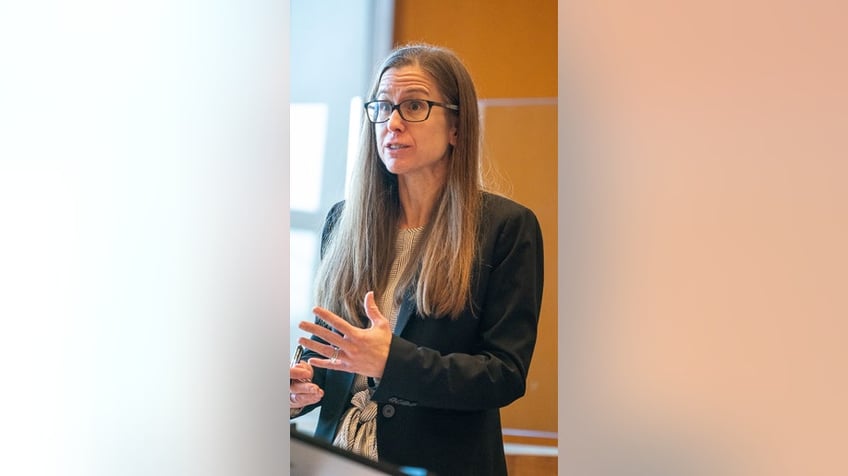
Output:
(393, 296), (415, 336)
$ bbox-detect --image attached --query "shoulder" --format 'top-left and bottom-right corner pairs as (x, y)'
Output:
(326, 200), (345, 220)
(475, 192), (544, 274)
(320, 201), (346, 255)
(477, 192), (543, 253)
(480, 192), (540, 227)
(323, 201), (345, 230)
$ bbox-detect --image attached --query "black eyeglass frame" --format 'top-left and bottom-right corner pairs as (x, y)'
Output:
(363, 99), (460, 123)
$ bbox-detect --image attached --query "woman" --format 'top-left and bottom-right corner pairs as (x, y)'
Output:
(290, 43), (544, 476)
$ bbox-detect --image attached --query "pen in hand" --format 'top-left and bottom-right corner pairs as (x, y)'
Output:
(290, 344), (304, 368)
(290, 344), (309, 383)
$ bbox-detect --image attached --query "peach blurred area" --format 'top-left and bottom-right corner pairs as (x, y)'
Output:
(559, 1), (847, 475)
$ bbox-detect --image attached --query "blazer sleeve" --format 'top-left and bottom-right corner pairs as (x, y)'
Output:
(372, 199), (544, 411)
(292, 202), (344, 418)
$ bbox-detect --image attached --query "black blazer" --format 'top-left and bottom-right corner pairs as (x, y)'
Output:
(296, 192), (544, 476)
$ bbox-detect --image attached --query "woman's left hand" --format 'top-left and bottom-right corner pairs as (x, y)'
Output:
(298, 291), (392, 378)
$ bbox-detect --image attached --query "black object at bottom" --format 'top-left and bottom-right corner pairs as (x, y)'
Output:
(290, 424), (435, 476)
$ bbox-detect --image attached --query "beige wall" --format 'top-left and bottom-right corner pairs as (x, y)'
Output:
(394, 1), (557, 99)
(394, 0), (559, 445)
(560, 1), (848, 475)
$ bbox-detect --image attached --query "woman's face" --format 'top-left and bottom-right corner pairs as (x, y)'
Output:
(374, 65), (457, 186)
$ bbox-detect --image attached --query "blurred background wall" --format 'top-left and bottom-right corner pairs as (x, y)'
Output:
(559, 1), (847, 475)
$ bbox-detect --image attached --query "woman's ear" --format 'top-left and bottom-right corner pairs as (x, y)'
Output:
(449, 125), (458, 147)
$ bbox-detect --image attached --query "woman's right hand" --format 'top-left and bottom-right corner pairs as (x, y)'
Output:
(290, 361), (324, 409)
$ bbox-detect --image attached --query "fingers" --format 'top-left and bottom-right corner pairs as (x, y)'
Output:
(299, 307), (351, 352)
(304, 341), (345, 371)
(290, 361), (322, 408)
(295, 292), (390, 378)
(289, 361), (313, 381)
(307, 354), (345, 371)
(297, 336), (340, 361)
(363, 291), (388, 327)
(310, 306), (354, 334)
(298, 320), (346, 349)
(289, 381), (323, 408)
(302, 294), (387, 339)
(296, 335), (346, 372)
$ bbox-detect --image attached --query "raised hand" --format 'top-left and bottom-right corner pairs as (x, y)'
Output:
(298, 291), (392, 379)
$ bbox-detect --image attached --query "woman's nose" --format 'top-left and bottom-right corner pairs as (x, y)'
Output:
(386, 108), (405, 131)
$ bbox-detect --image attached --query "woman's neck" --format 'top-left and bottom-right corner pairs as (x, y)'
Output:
(397, 181), (443, 229)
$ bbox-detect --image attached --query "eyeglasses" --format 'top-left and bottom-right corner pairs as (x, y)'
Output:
(363, 99), (459, 123)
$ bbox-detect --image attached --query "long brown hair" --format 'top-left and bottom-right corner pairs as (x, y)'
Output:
(314, 43), (482, 325)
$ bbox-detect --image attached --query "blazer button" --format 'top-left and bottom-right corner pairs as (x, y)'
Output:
(381, 404), (396, 418)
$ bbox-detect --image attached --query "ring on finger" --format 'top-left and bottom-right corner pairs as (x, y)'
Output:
(330, 346), (340, 364)
(289, 393), (297, 404)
